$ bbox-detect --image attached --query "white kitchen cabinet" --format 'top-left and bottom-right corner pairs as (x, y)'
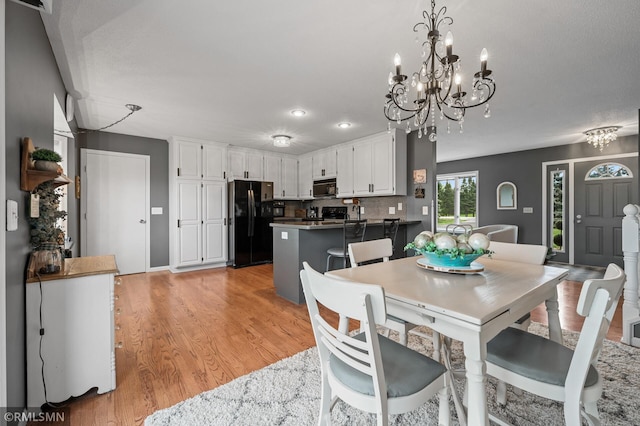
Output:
(228, 148), (264, 180)
(281, 157), (298, 199)
(346, 129), (406, 197)
(176, 180), (227, 266)
(26, 256), (118, 408)
(298, 154), (313, 199)
(176, 140), (226, 181)
(336, 144), (354, 197)
(264, 154), (298, 200)
(169, 137), (228, 271)
(312, 148), (337, 179)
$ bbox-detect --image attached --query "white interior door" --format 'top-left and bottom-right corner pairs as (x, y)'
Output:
(81, 150), (150, 275)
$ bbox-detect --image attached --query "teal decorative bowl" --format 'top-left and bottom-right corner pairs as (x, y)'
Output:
(421, 252), (484, 268)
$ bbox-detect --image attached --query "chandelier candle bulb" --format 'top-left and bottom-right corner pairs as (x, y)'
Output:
(394, 53), (402, 76)
(480, 48), (488, 74)
(445, 31), (453, 57)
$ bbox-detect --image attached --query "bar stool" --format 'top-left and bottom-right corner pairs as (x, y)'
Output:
(326, 219), (367, 271)
(383, 218), (400, 250)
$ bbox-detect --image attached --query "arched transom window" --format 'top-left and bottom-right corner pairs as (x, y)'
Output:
(584, 162), (633, 180)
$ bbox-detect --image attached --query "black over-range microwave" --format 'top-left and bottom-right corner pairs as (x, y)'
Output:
(313, 178), (336, 198)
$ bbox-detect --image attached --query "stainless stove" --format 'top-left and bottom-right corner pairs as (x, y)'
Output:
(321, 206), (348, 220)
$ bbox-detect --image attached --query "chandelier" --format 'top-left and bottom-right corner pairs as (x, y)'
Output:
(384, 0), (496, 142)
(584, 126), (621, 151)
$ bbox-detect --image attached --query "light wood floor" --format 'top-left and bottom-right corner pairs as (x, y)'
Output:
(57, 264), (622, 425)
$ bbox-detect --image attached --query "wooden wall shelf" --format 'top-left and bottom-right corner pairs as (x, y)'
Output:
(20, 137), (71, 192)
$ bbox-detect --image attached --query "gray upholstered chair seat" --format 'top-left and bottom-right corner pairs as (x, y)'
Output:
(330, 332), (446, 398)
(327, 247), (345, 256)
(487, 327), (598, 387)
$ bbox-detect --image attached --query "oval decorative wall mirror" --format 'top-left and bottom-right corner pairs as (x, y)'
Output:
(497, 181), (517, 210)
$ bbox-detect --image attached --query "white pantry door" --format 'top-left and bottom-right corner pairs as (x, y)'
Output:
(81, 150), (150, 274)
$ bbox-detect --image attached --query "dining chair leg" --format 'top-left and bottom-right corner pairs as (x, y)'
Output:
(438, 385), (451, 426)
(326, 255), (332, 272)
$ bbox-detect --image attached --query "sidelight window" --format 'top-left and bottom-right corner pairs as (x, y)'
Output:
(550, 170), (565, 252)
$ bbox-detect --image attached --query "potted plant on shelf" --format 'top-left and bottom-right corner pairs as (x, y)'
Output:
(31, 148), (62, 173)
(28, 181), (67, 273)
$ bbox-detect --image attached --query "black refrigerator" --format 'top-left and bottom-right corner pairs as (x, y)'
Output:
(228, 180), (274, 267)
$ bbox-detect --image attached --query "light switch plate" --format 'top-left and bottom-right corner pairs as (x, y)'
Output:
(360, 207), (364, 215)
(389, 207), (396, 214)
(6, 200), (18, 231)
(523, 207), (534, 213)
(422, 206), (429, 215)
(397, 202), (403, 211)
(151, 207), (163, 215)
(281, 231), (288, 240)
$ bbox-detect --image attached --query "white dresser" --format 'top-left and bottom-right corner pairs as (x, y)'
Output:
(26, 255), (119, 407)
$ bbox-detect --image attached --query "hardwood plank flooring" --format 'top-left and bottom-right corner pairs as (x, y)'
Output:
(52, 264), (622, 425)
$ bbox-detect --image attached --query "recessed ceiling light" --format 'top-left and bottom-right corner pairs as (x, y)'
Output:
(291, 109), (306, 117)
(337, 122), (352, 129)
(272, 134), (292, 148)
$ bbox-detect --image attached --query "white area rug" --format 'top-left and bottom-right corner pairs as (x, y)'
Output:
(145, 323), (640, 425)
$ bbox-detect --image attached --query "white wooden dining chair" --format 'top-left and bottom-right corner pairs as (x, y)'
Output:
(300, 262), (449, 426)
(348, 239), (420, 347)
(486, 263), (625, 426)
(489, 241), (548, 330)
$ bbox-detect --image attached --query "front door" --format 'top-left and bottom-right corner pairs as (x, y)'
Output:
(81, 150), (149, 274)
(574, 157), (637, 267)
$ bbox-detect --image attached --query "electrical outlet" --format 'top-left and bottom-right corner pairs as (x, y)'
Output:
(360, 207), (364, 215)
(281, 231), (288, 240)
(389, 207), (396, 214)
(397, 202), (403, 211)
(422, 206), (429, 215)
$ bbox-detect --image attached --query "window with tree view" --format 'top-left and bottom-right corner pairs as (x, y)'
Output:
(437, 172), (477, 230)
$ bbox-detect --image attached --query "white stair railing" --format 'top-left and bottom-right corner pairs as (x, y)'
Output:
(622, 204), (640, 347)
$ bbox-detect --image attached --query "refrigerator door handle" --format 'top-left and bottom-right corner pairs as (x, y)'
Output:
(248, 189), (255, 237)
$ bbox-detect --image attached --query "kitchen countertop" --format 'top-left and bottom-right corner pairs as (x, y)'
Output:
(27, 255), (119, 283)
(270, 219), (420, 230)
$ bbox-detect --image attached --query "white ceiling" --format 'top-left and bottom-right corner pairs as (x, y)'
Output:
(41, 0), (640, 162)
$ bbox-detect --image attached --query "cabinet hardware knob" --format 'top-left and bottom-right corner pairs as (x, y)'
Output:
(116, 342), (123, 349)
(116, 308), (122, 315)
(115, 324), (121, 331)
(115, 278), (122, 286)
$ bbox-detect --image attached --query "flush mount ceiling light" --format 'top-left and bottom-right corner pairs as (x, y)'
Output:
(384, 0), (496, 142)
(337, 122), (352, 129)
(272, 134), (292, 148)
(584, 126), (621, 151)
(290, 109), (306, 117)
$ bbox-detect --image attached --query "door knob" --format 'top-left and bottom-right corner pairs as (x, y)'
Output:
(139, 219), (147, 224)
(575, 214), (582, 224)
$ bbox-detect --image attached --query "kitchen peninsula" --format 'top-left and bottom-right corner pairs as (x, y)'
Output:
(271, 220), (420, 303)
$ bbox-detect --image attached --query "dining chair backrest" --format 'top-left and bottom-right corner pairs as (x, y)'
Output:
(383, 218), (400, 247)
(348, 238), (393, 268)
(342, 219), (367, 256)
(489, 241), (547, 265)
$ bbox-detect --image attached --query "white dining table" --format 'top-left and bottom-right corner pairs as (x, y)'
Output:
(327, 255), (569, 426)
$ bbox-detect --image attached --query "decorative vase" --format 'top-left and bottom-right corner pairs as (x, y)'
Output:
(34, 160), (60, 173)
(34, 243), (63, 274)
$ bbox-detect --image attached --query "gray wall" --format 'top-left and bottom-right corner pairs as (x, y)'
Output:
(405, 129), (437, 236)
(437, 135), (639, 244)
(78, 132), (169, 268)
(5, 3), (77, 408)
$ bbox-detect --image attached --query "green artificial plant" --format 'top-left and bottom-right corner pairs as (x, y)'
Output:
(31, 148), (62, 162)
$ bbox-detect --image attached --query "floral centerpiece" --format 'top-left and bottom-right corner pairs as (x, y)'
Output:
(404, 230), (492, 267)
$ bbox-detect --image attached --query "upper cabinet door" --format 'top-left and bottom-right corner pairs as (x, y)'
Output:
(263, 155), (282, 196)
(227, 149), (247, 180)
(312, 148), (337, 179)
(371, 134), (394, 195)
(298, 155), (313, 199)
(336, 144), (354, 197)
(176, 141), (201, 179)
(352, 141), (373, 196)
(202, 144), (227, 181)
(281, 157), (298, 199)
(245, 151), (264, 180)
